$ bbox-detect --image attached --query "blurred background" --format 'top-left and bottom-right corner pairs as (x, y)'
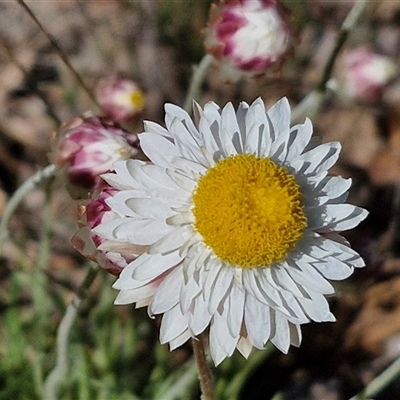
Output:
(1, 1), (400, 399)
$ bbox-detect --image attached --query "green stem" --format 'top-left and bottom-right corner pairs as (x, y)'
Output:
(16, 0), (100, 109)
(192, 334), (216, 400)
(0, 164), (57, 254)
(183, 54), (214, 113)
(350, 357), (400, 400)
(291, 0), (371, 124)
(43, 264), (99, 400)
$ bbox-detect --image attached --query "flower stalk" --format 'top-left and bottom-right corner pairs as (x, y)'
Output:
(291, 0), (372, 124)
(192, 334), (216, 400)
(0, 164), (57, 253)
(43, 264), (99, 400)
(183, 54), (214, 113)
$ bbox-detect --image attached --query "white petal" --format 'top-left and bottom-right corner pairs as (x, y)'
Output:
(166, 211), (193, 226)
(169, 117), (207, 164)
(287, 260), (335, 295)
(126, 197), (175, 220)
(244, 269), (292, 318)
(270, 309), (290, 353)
(147, 225), (192, 255)
(227, 283), (245, 338)
(292, 142), (341, 176)
(266, 97), (291, 135)
(104, 159), (145, 190)
(188, 295), (212, 336)
(209, 323), (228, 366)
(289, 323), (302, 347)
(114, 285), (156, 305)
(220, 102), (242, 155)
(180, 277), (201, 314)
(284, 118), (313, 162)
(165, 103), (202, 142)
(94, 218), (174, 245)
(120, 251), (181, 283)
(160, 304), (188, 344)
(202, 258), (223, 300)
(244, 293), (271, 349)
(297, 292), (336, 322)
(166, 168), (197, 193)
(236, 336), (253, 359)
(271, 265), (308, 298)
(140, 132), (180, 167)
(169, 329), (192, 350)
(170, 156), (208, 175)
(208, 267), (234, 314)
(106, 190), (146, 217)
(213, 309), (239, 356)
(143, 120), (173, 138)
(236, 101), (249, 148)
(318, 204), (368, 232)
(150, 267), (183, 314)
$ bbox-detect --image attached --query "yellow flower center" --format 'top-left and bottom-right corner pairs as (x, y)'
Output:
(129, 90), (145, 110)
(192, 154), (307, 269)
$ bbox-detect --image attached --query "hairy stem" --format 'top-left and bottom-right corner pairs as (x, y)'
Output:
(183, 54), (214, 113)
(43, 264), (99, 400)
(0, 164), (57, 254)
(192, 334), (216, 400)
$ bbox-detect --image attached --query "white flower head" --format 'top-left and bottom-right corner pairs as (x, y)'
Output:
(95, 97), (368, 365)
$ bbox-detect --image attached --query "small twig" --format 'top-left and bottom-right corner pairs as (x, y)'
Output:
(43, 264), (99, 400)
(0, 164), (57, 253)
(192, 334), (216, 400)
(349, 357), (400, 400)
(183, 54), (214, 113)
(16, 0), (100, 109)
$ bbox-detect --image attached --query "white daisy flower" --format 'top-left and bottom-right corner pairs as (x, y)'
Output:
(94, 97), (368, 365)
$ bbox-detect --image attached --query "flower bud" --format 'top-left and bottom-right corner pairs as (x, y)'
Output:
(95, 76), (145, 123)
(72, 185), (144, 276)
(54, 116), (138, 198)
(334, 47), (396, 103)
(205, 0), (291, 78)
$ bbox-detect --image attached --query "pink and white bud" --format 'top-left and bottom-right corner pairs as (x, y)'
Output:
(54, 116), (138, 198)
(205, 0), (291, 78)
(335, 47), (397, 103)
(72, 185), (144, 276)
(95, 76), (145, 124)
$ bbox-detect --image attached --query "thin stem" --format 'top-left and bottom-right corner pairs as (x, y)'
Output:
(43, 264), (99, 400)
(317, 0), (371, 92)
(0, 164), (57, 254)
(291, 0), (371, 124)
(16, 0), (100, 109)
(350, 356), (400, 400)
(192, 334), (216, 400)
(183, 54), (214, 113)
